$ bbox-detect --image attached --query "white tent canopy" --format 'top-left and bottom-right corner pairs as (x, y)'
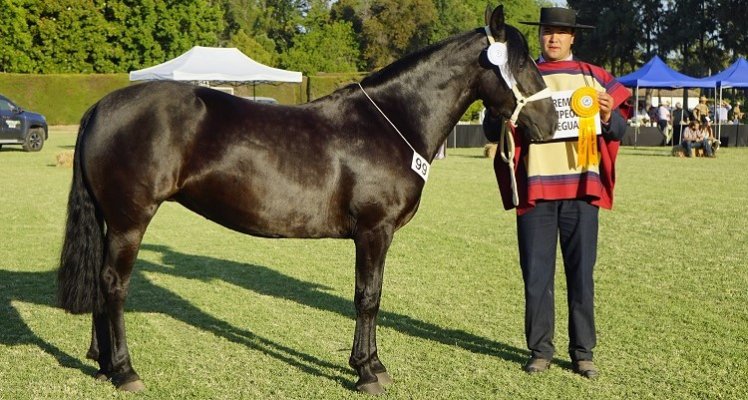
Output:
(129, 46), (302, 84)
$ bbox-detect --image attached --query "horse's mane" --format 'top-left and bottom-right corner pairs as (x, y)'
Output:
(505, 24), (531, 77)
(359, 24), (531, 87)
(360, 30), (475, 85)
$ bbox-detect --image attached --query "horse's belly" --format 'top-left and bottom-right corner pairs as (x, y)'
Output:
(176, 179), (350, 239)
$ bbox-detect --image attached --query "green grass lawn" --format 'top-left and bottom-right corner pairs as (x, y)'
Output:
(1, 128), (746, 399)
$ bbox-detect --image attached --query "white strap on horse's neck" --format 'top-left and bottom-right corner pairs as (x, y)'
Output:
(357, 82), (431, 182)
(357, 82), (417, 154)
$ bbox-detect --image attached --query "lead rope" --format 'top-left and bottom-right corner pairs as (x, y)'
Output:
(484, 26), (551, 206)
(499, 122), (519, 206)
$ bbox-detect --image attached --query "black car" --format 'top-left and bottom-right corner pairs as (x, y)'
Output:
(0, 94), (48, 152)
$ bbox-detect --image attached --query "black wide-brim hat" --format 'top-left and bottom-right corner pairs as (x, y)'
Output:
(520, 7), (595, 29)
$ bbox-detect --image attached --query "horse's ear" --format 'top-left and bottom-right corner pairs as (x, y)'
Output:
(488, 5), (506, 42)
(484, 5), (493, 26)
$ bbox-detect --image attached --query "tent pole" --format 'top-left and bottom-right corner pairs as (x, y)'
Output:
(718, 86), (723, 141)
(635, 86), (639, 147)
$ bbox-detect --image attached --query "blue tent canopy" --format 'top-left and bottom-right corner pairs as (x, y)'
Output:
(698, 57), (748, 88)
(617, 55), (714, 88)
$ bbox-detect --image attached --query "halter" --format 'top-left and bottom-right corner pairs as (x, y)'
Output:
(483, 26), (552, 127)
(484, 26), (552, 206)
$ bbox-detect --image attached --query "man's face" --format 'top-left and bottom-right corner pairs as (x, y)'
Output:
(540, 26), (575, 61)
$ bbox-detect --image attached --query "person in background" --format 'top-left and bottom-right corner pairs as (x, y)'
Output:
(703, 117), (720, 153)
(681, 119), (714, 157)
(671, 102), (687, 145)
(483, 7), (630, 380)
(692, 96), (710, 124)
(647, 104), (658, 127)
(636, 101), (650, 126)
(732, 102), (744, 124)
(657, 100), (671, 136)
(716, 100), (731, 124)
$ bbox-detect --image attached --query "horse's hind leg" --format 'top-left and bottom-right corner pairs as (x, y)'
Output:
(92, 227), (149, 391)
(349, 226), (394, 395)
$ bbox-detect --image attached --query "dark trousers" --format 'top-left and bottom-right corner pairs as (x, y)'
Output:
(681, 139), (713, 157)
(658, 119), (669, 133)
(517, 200), (599, 362)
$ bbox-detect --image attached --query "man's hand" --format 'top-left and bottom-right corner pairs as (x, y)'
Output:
(598, 92), (614, 123)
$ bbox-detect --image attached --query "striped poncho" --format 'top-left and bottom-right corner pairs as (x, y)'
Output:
(493, 60), (631, 215)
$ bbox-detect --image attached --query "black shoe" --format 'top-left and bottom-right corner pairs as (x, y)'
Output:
(523, 357), (551, 373)
(573, 360), (599, 379)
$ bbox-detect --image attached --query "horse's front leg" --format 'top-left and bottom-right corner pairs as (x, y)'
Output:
(350, 226), (394, 395)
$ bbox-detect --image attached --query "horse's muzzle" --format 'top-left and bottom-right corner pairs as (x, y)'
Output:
(526, 121), (557, 142)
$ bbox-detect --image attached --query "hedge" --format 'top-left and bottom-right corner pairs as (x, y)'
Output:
(0, 72), (476, 125)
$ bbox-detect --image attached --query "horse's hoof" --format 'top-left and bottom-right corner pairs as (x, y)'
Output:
(117, 379), (146, 392)
(375, 371), (393, 385)
(93, 372), (108, 381)
(356, 381), (385, 395)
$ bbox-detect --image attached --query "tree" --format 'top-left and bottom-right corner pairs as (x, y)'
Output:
(431, 0), (543, 57)
(25, 0), (111, 73)
(567, 0), (641, 75)
(230, 29), (279, 66)
(222, 0), (281, 64)
(282, 0), (360, 74)
(715, 0), (748, 58)
(332, 0), (437, 70)
(0, 0), (35, 72)
(100, 0), (224, 72)
(265, 0), (306, 54)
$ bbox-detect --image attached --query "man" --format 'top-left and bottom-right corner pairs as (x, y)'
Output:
(681, 119), (714, 157)
(657, 101), (671, 136)
(692, 96), (710, 124)
(732, 101), (744, 124)
(716, 100), (731, 124)
(483, 7), (630, 379)
(672, 102), (687, 145)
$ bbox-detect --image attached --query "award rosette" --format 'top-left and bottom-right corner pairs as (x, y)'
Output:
(570, 87), (600, 167)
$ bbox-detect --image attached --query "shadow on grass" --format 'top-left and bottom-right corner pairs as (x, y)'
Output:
(127, 258), (355, 390)
(619, 146), (674, 157)
(0, 269), (98, 377)
(0, 147), (26, 153)
(137, 244), (527, 364)
(2, 243), (528, 390)
(442, 153), (490, 159)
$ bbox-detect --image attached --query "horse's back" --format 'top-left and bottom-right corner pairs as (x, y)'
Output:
(79, 81), (419, 239)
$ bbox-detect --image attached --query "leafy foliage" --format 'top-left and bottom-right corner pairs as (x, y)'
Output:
(0, 0), (35, 72)
(1, 1), (746, 77)
(568, 0), (745, 75)
(281, 0), (360, 74)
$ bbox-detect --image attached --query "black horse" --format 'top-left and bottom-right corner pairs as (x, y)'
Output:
(57, 5), (557, 395)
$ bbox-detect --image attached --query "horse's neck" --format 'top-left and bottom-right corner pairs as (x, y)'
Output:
(361, 31), (485, 160)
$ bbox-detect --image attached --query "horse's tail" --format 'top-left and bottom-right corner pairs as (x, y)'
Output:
(57, 104), (105, 314)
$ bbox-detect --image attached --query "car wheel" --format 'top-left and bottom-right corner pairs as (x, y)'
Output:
(22, 128), (45, 152)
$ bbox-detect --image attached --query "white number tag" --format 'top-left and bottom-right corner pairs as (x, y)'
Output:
(411, 152), (430, 182)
